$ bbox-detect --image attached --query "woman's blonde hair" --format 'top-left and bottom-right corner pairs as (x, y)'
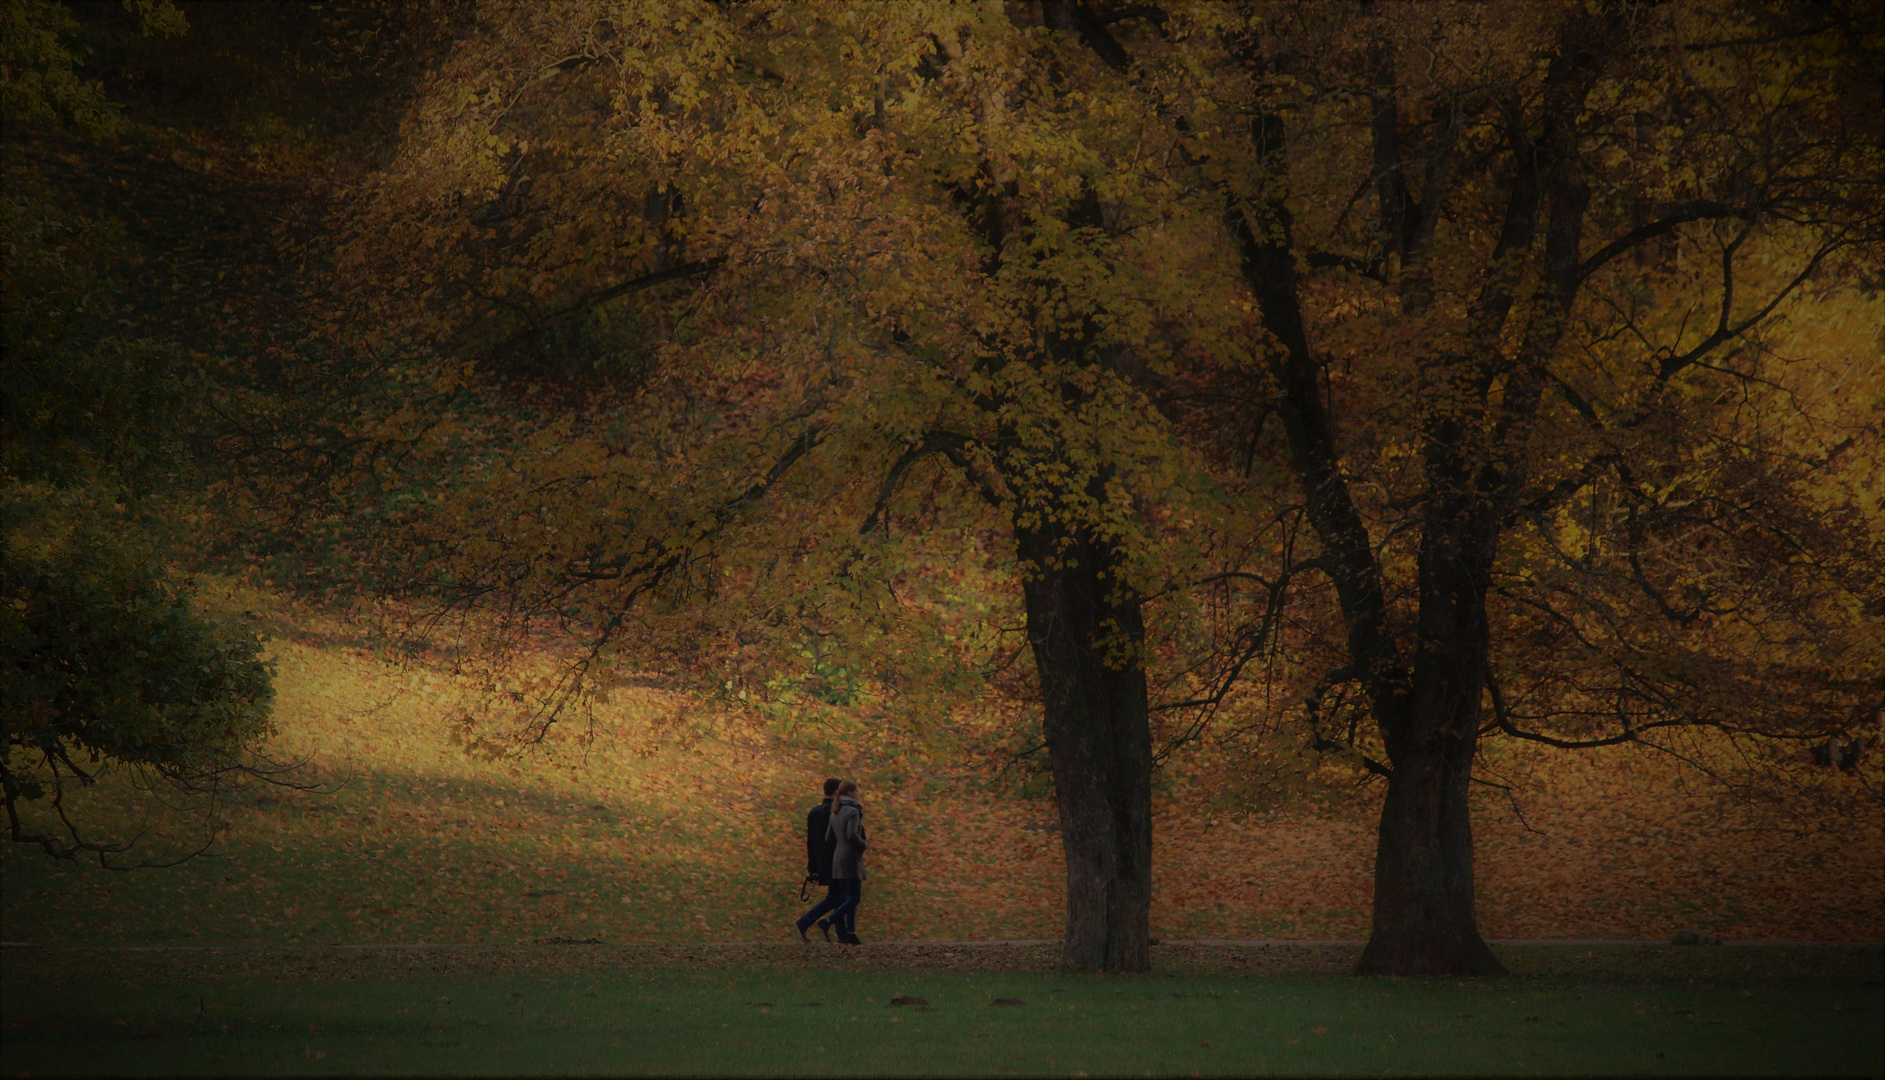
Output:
(830, 779), (858, 817)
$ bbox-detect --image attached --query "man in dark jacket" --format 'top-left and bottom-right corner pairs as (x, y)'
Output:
(793, 778), (842, 941)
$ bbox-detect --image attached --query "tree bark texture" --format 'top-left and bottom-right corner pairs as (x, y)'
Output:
(1016, 520), (1152, 973)
(1356, 726), (1501, 974)
(1358, 485), (1506, 975)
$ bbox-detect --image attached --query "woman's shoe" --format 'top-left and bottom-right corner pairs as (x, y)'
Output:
(837, 931), (863, 946)
(815, 918), (834, 943)
(793, 919), (812, 943)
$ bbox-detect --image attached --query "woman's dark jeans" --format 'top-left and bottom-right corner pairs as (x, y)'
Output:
(829, 878), (862, 936)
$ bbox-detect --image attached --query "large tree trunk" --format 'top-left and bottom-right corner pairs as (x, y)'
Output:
(1016, 521), (1152, 973)
(1355, 713), (1504, 975)
(1357, 491), (1507, 976)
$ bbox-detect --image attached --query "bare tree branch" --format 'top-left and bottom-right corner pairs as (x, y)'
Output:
(1575, 199), (1745, 284)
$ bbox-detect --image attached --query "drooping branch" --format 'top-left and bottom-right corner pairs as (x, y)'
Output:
(1656, 233), (1848, 381)
(1509, 452), (1620, 527)
(490, 256), (727, 362)
(1308, 732), (1395, 778)
(1467, 771), (1545, 835)
(926, 430), (1008, 511)
(1486, 670), (1685, 750)
(727, 424), (829, 513)
(1575, 199), (1745, 284)
(1680, 20), (1845, 51)
(1303, 663), (1393, 777)
(460, 420), (831, 748)
(3, 744), (315, 869)
(1305, 250), (1386, 282)
(859, 429), (1002, 534)
(1149, 548), (1296, 749)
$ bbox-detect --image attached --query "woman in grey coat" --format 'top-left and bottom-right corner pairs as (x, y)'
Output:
(825, 779), (867, 945)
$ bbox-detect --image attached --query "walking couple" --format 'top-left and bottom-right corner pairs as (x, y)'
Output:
(795, 778), (867, 945)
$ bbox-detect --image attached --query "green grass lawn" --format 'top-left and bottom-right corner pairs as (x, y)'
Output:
(3, 944), (1879, 1077)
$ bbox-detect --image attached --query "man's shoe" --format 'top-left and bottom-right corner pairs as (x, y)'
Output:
(837, 931), (863, 946)
(793, 920), (811, 943)
(815, 918), (834, 943)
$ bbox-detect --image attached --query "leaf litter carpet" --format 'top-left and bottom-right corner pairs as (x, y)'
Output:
(3, 634), (1877, 947)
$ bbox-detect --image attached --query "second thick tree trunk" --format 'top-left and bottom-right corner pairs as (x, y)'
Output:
(1356, 503), (1508, 976)
(1016, 522), (1152, 973)
(1354, 721), (1505, 975)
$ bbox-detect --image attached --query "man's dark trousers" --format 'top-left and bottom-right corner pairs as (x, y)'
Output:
(798, 882), (842, 932)
(798, 799), (839, 933)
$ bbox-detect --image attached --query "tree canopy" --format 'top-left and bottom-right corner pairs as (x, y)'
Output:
(313, 0), (1879, 973)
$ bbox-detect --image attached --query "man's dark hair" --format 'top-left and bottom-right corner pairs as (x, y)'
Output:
(823, 777), (841, 796)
